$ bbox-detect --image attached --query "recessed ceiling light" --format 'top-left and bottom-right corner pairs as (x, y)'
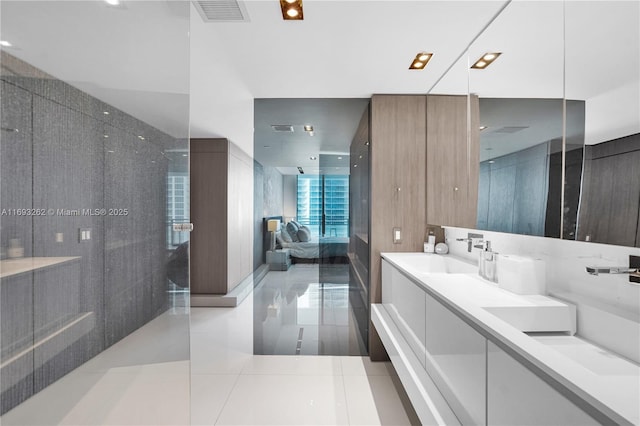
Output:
(471, 52), (501, 69)
(182, 154), (188, 157)
(138, 135), (145, 140)
(103, 134), (109, 138)
(359, 155), (363, 159)
(488, 160), (495, 164)
(310, 156), (317, 160)
(304, 125), (313, 132)
(365, 141), (370, 146)
(105, 0), (120, 5)
(479, 126), (488, 131)
(409, 52), (433, 70)
(280, 0), (303, 20)
(103, 111), (110, 115)
(0, 41), (12, 47)
(353, 164), (358, 168)
(337, 156), (342, 160)
(107, 150), (115, 153)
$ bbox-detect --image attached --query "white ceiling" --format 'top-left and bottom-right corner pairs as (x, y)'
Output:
(254, 98), (369, 172)
(1, 0), (637, 161)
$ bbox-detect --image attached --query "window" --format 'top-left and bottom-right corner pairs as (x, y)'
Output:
(167, 173), (189, 247)
(296, 175), (349, 237)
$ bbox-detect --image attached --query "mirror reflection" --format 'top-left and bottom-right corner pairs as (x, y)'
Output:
(469, 1), (566, 238)
(432, 1), (639, 246)
(567, 1), (640, 247)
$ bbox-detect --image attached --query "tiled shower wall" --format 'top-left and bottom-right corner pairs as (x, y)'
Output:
(0, 53), (175, 413)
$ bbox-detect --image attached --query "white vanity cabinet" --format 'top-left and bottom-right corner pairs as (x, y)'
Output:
(425, 292), (487, 425)
(487, 341), (599, 425)
(382, 260), (427, 367)
(382, 259), (486, 425)
(378, 255), (607, 426)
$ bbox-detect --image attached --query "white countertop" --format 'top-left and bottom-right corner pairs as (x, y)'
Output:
(0, 257), (81, 279)
(381, 252), (640, 426)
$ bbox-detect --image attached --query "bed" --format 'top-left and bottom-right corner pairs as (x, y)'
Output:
(264, 216), (349, 264)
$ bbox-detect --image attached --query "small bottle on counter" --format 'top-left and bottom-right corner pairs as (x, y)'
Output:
(424, 231), (436, 253)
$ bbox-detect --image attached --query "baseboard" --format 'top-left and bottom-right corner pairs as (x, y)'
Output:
(190, 265), (268, 307)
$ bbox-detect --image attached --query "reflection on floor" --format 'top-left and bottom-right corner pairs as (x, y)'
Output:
(254, 264), (367, 356)
(2, 276), (418, 425)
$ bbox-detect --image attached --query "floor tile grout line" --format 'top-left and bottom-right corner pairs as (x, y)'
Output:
(339, 361), (353, 426)
(211, 372), (243, 426)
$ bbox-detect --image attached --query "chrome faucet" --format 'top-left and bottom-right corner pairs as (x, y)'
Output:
(586, 266), (638, 275)
(479, 241), (498, 282)
(456, 233), (484, 252)
(586, 255), (640, 284)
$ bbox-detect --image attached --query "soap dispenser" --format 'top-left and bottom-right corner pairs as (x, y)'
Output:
(479, 241), (497, 282)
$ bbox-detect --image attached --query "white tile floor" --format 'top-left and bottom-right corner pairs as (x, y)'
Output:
(2, 269), (418, 425)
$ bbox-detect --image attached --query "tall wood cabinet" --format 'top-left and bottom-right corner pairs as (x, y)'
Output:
(190, 138), (253, 301)
(426, 94), (479, 227)
(369, 95), (428, 360)
(349, 105), (371, 351)
(359, 94), (479, 360)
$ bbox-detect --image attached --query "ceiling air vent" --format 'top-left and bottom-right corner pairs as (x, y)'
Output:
(271, 124), (294, 132)
(192, 0), (250, 22)
(492, 126), (529, 134)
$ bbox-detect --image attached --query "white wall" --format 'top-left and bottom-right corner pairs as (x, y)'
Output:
(585, 80), (640, 145)
(444, 226), (640, 364)
(189, 3), (254, 157)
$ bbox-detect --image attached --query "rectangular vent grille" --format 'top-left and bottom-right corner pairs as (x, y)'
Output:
(193, 0), (249, 22)
(271, 125), (294, 132)
(493, 126), (529, 134)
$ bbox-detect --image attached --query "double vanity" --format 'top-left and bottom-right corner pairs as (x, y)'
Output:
(373, 252), (639, 425)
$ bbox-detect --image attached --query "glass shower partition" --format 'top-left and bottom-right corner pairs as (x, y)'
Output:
(0, 2), (191, 424)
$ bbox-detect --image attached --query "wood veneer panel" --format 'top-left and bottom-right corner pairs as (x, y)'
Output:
(578, 136), (640, 247)
(190, 138), (228, 294)
(467, 95), (480, 227)
(370, 95), (426, 360)
(426, 95), (478, 228)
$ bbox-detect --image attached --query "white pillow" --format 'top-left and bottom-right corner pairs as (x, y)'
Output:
(286, 222), (300, 242)
(279, 229), (293, 243)
(297, 227), (311, 242)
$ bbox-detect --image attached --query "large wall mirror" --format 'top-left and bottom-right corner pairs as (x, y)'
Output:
(432, 1), (639, 247)
(566, 1), (639, 247)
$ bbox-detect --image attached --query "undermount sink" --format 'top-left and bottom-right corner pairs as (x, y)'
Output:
(435, 273), (576, 333)
(389, 253), (478, 275)
(424, 269), (574, 333)
(382, 253), (576, 333)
